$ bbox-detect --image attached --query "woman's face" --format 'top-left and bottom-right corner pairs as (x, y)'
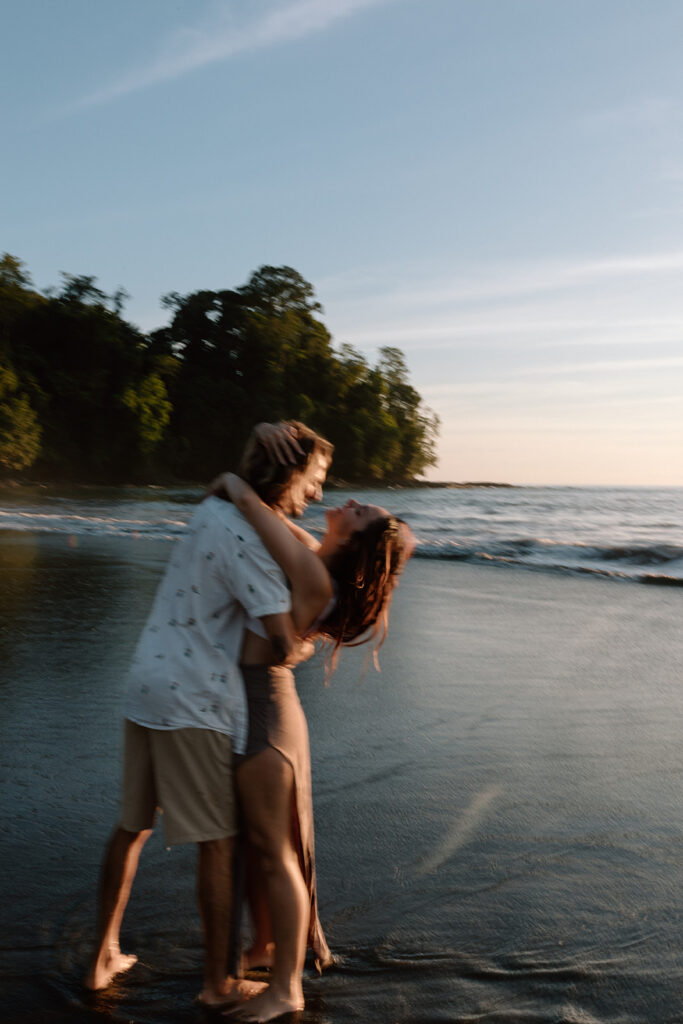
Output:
(325, 498), (389, 544)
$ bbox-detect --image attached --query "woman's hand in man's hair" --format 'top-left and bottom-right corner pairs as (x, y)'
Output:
(254, 421), (305, 465)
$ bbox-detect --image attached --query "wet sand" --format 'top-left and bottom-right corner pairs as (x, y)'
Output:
(1, 533), (682, 1023)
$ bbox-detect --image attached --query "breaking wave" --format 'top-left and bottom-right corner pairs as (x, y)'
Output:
(2, 485), (683, 584)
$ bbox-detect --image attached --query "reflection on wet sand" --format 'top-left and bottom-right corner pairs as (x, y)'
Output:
(2, 535), (683, 1022)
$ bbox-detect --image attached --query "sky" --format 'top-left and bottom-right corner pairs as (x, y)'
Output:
(3, 0), (683, 485)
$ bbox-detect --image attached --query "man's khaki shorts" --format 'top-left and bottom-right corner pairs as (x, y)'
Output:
(120, 719), (236, 846)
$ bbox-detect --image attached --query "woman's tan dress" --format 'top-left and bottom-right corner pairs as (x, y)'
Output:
(240, 663), (331, 970)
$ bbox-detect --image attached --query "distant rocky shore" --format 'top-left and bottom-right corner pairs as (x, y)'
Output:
(0, 476), (516, 493)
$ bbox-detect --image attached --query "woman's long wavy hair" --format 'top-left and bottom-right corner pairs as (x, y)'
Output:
(319, 513), (415, 671)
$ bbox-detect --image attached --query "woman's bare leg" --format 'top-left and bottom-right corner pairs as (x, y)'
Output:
(229, 747), (308, 1021)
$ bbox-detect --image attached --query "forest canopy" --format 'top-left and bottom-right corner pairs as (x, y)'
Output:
(0, 254), (439, 484)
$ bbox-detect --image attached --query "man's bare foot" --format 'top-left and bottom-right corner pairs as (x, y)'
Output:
(222, 986), (304, 1022)
(84, 949), (138, 991)
(197, 978), (267, 1009)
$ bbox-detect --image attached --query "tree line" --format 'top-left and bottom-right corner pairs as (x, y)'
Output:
(0, 254), (439, 484)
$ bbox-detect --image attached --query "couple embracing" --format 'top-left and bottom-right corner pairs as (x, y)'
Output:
(85, 420), (414, 1021)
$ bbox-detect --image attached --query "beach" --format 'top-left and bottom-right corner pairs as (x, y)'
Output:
(2, 530), (683, 1023)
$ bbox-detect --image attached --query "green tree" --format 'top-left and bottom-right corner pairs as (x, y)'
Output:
(238, 265), (322, 317)
(0, 360), (41, 472)
(0, 253), (44, 355)
(159, 288), (252, 477)
(237, 267), (336, 427)
(161, 268), (339, 478)
(0, 256), (439, 483)
(122, 372), (172, 456)
(8, 272), (148, 478)
(375, 346), (439, 478)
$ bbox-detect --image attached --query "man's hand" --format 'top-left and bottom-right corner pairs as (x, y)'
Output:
(254, 421), (305, 465)
(259, 612), (311, 667)
(284, 637), (316, 668)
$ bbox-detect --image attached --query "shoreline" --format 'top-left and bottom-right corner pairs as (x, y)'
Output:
(0, 477), (517, 492)
(3, 479), (681, 494)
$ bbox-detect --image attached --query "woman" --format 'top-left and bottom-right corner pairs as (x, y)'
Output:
(221, 468), (414, 1023)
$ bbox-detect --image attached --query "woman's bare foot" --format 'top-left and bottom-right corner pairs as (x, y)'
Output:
(223, 985), (304, 1022)
(84, 948), (138, 991)
(197, 977), (267, 1009)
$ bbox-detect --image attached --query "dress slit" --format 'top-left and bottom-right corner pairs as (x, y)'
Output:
(239, 664), (331, 970)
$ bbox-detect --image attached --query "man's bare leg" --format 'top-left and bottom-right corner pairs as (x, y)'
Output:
(84, 826), (152, 990)
(242, 846), (275, 971)
(196, 837), (266, 1007)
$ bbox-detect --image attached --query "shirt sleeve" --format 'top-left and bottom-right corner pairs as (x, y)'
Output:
(225, 531), (292, 620)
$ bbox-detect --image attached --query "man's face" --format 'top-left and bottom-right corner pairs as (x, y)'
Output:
(281, 452), (330, 517)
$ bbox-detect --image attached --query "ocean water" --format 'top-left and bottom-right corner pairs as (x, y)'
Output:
(1, 484), (682, 584)
(2, 495), (683, 1023)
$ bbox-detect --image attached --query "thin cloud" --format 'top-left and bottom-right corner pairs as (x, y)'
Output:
(424, 355), (683, 392)
(658, 160), (683, 185)
(334, 313), (683, 349)
(330, 317), (683, 362)
(579, 96), (678, 131)
(354, 250), (683, 311)
(320, 249), (683, 352)
(510, 354), (683, 378)
(72, 0), (391, 110)
(422, 376), (683, 408)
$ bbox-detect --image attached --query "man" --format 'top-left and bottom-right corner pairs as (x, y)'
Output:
(84, 421), (332, 1008)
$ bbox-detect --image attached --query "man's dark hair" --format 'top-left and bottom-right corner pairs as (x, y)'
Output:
(239, 421), (333, 508)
